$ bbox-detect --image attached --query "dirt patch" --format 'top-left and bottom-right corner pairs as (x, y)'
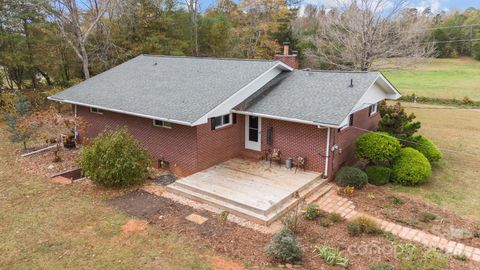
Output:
(16, 146), (81, 177)
(208, 256), (245, 270)
(121, 219), (148, 233)
(108, 191), (271, 267)
(347, 184), (480, 247)
(107, 190), (480, 269)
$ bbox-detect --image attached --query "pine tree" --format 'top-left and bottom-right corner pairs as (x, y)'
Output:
(5, 91), (32, 150)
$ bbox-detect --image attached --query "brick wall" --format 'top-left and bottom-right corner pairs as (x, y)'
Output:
(77, 106), (199, 175)
(77, 105), (379, 177)
(331, 106), (381, 176)
(260, 118), (328, 173)
(196, 114), (245, 171)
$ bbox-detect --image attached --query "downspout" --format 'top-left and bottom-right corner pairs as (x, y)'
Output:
(324, 127), (330, 178)
(74, 104), (78, 140)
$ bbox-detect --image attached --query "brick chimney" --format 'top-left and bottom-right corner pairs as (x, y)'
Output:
(274, 42), (299, 69)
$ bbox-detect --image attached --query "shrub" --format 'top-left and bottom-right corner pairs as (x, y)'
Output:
(265, 227), (303, 263)
(347, 216), (383, 236)
(304, 203), (322, 220)
(411, 136), (442, 163)
(390, 196), (404, 205)
(78, 128), (151, 187)
(366, 166), (392, 185)
(369, 263), (394, 270)
(347, 221), (362, 236)
(328, 213), (343, 223)
(378, 101), (421, 140)
(396, 243), (447, 270)
(420, 212), (437, 223)
(355, 132), (401, 164)
(314, 244), (349, 268)
(391, 148), (431, 186)
(319, 219), (331, 227)
(335, 166), (368, 189)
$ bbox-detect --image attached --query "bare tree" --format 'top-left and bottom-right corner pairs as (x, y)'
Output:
(294, 0), (434, 70)
(48, 0), (112, 79)
(183, 0), (200, 56)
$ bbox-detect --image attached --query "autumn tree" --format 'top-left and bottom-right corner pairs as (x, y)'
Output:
(17, 106), (89, 162)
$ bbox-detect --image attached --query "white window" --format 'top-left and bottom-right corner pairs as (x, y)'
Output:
(153, 119), (172, 129)
(214, 114), (232, 129)
(369, 103), (378, 116)
(90, 107), (103, 114)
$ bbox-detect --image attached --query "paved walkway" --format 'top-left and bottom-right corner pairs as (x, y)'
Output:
(314, 187), (480, 263)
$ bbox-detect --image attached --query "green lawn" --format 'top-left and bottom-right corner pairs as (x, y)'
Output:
(390, 103), (480, 222)
(0, 127), (211, 269)
(382, 58), (480, 101)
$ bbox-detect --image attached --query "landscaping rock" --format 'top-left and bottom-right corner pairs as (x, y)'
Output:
(185, 213), (208, 224)
(154, 174), (177, 186)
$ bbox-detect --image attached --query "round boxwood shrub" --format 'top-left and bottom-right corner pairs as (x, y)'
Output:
(366, 166), (392, 186)
(79, 128), (151, 187)
(391, 147), (431, 186)
(411, 136), (442, 163)
(335, 166), (368, 189)
(355, 132), (401, 164)
(265, 227), (303, 263)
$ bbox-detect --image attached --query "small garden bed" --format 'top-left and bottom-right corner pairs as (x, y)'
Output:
(345, 185), (480, 248)
(16, 146), (81, 177)
(108, 190), (477, 269)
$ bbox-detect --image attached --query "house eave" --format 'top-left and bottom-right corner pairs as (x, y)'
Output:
(47, 96), (196, 127)
(232, 110), (340, 128)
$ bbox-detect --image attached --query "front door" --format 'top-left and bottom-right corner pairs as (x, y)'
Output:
(245, 115), (261, 151)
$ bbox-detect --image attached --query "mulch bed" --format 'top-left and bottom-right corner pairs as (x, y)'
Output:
(346, 184), (480, 248)
(16, 146), (81, 177)
(107, 191), (478, 269)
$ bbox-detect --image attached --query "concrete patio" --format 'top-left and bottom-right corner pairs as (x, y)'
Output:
(167, 158), (330, 225)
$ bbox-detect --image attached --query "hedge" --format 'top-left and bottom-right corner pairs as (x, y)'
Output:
(366, 166), (391, 186)
(411, 136), (442, 163)
(355, 132), (401, 164)
(391, 147), (431, 186)
(335, 166), (368, 189)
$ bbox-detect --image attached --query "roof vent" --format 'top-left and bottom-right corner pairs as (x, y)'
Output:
(349, 79), (354, 87)
(153, 62), (158, 66)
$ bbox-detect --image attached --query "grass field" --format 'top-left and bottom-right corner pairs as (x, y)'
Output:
(0, 128), (211, 269)
(390, 103), (480, 222)
(383, 58), (480, 101)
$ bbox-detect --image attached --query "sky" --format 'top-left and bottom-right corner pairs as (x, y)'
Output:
(199, 0), (479, 13)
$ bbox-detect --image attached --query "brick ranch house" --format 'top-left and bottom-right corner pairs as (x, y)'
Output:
(49, 47), (400, 179)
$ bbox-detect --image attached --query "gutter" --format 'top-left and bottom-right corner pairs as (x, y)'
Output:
(232, 110), (340, 128)
(47, 96), (195, 127)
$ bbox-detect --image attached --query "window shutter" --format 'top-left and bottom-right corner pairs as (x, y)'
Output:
(232, 113), (237, 124)
(210, 117), (216, 130)
(368, 105), (372, 116)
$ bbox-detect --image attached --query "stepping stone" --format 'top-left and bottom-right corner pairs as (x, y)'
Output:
(186, 213), (208, 224)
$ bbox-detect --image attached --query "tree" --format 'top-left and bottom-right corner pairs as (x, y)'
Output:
(17, 106), (89, 161)
(48, 0), (112, 79)
(378, 101), (421, 141)
(3, 91), (32, 149)
(294, 0), (434, 70)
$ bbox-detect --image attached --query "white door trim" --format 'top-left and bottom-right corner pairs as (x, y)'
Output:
(245, 116), (261, 151)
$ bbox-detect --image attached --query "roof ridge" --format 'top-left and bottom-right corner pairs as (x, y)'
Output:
(140, 54), (279, 63)
(298, 69), (378, 74)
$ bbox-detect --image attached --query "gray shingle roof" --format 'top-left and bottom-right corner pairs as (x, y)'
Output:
(238, 70), (381, 126)
(50, 55), (280, 124)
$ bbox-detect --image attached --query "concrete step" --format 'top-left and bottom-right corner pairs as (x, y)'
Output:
(167, 177), (332, 225)
(171, 181), (266, 215)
